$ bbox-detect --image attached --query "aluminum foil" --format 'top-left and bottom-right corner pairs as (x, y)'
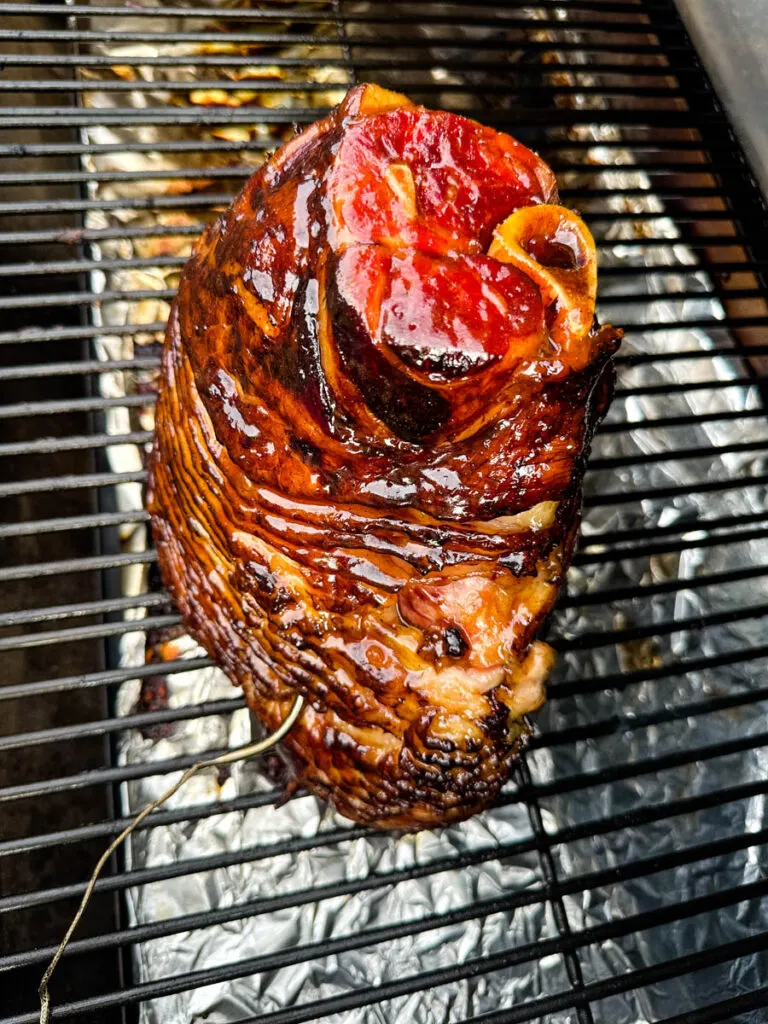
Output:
(79, 3), (768, 1021)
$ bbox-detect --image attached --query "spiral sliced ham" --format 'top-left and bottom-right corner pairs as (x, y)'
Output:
(148, 84), (621, 829)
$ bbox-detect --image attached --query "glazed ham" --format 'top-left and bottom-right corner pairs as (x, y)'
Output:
(148, 84), (621, 829)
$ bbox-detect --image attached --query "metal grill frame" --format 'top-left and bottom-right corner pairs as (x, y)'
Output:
(1, 2), (768, 1022)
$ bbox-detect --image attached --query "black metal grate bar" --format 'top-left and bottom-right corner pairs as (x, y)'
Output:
(0, 592), (170, 628)
(0, 80), (694, 97)
(0, 549), (158, 584)
(658, 987), (768, 1024)
(0, 656), (217, 705)
(0, 508), (150, 539)
(7, 877), (766, 1024)
(0, 29), (688, 51)
(4, 785), (765, 971)
(0, 613), (183, 653)
(0, 1), (678, 13)
(1, 704), (765, 826)
(2, 773), (764, 920)
(53, 932), (767, 1024)
(0, 2), (674, 22)
(464, 955), (768, 1024)
(0, 430), (154, 456)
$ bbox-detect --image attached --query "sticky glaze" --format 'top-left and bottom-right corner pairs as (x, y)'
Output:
(148, 84), (621, 829)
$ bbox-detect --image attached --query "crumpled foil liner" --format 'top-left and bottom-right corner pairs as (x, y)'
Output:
(81, 3), (768, 1021)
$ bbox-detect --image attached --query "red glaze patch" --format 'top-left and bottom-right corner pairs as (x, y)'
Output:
(328, 108), (557, 254)
(332, 246), (545, 381)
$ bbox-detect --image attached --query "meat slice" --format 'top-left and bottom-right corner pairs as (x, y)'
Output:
(148, 84), (621, 829)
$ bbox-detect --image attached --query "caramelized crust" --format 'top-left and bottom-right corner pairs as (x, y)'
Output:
(148, 85), (621, 829)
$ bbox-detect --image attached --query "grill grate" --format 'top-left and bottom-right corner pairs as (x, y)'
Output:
(2, 1), (768, 1023)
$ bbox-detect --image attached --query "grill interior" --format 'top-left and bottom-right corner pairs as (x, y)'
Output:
(2, 2), (768, 1022)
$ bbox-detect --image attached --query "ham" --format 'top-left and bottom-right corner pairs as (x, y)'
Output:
(148, 84), (621, 829)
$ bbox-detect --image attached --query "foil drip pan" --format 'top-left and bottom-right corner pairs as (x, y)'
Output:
(76, 3), (768, 1020)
